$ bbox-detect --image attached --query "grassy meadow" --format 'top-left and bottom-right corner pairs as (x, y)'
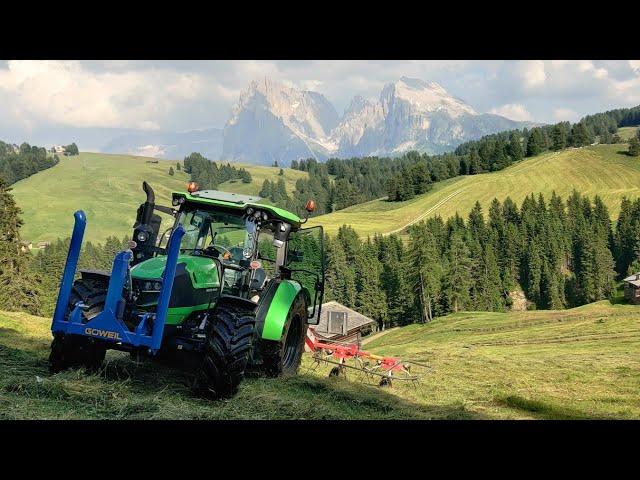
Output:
(1, 300), (638, 420)
(308, 144), (640, 236)
(11, 152), (307, 244)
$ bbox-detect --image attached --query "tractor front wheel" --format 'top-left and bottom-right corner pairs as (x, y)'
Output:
(259, 294), (307, 378)
(49, 277), (109, 374)
(194, 303), (256, 399)
(49, 333), (106, 374)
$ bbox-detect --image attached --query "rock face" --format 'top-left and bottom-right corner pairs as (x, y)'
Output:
(222, 78), (339, 165)
(221, 76), (534, 165)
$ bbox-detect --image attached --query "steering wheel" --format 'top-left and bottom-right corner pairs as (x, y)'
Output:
(205, 244), (232, 259)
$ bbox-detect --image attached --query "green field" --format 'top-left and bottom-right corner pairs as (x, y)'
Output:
(1, 300), (638, 419)
(308, 144), (640, 237)
(11, 153), (307, 244)
(617, 126), (639, 140)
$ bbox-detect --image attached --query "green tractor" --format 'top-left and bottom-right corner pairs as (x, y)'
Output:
(49, 181), (325, 398)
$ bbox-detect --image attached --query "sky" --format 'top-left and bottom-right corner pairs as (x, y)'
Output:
(1, 60), (639, 141)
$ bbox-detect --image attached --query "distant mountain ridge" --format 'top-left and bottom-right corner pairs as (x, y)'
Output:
(101, 128), (223, 160)
(222, 76), (537, 165)
(46, 76), (537, 164)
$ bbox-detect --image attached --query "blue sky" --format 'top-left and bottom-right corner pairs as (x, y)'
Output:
(1, 60), (639, 137)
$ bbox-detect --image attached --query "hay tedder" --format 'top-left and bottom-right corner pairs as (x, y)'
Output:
(305, 328), (424, 387)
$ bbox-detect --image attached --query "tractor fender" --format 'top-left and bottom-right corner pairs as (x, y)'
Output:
(257, 280), (309, 341)
(216, 295), (258, 314)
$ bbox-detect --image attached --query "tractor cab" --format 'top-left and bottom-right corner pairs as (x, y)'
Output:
(129, 184), (324, 323)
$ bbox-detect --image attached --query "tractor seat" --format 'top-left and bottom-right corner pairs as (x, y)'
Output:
(250, 268), (267, 291)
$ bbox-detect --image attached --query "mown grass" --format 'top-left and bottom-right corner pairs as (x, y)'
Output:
(616, 126), (639, 141)
(364, 301), (640, 419)
(309, 144), (640, 236)
(11, 152), (307, 244)
(1, 300), (639, 419)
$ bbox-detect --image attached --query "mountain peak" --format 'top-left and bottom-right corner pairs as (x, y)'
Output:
(382, 77), (477, 118)
(223, 76), (528, 165)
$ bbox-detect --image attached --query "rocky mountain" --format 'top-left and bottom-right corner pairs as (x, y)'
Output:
(222, 78), (339, 165)
(222, 76), (535, 165)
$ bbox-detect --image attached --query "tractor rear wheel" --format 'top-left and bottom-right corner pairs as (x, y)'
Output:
(259, 294), (307, 378)
(194, 303), (256, 399)
(49, 277), (108, 374)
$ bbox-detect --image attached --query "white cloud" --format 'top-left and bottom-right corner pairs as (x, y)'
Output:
(553, 108), (579, 122)
(516, 60), (546, 89)
(489, 103), (532, 121)
(630, 61), (640, 75)
(0, 60), (214, 130)
(132, 144), (166, 157)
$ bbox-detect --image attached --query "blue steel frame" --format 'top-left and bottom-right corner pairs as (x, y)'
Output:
(51, 210), (185, 354)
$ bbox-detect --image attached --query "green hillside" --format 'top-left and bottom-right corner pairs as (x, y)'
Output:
(11, 152), (307, 244)
(617, 126), (639, 140)
(1, 300), (638, 419)
(308, 144), (640, 237)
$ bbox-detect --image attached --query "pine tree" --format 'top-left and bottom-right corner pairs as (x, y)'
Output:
(474, 243), (504, 311)
(527, 128), (545, 157)
(176, 162), (181, 171)
(551, 124), (567, 150)
(407, 225), (442, 322)
(507, 133), (524, 162)
(443, 232), (473, 313)
(0, 178), (42, 314)
(168, 166), (175, 176)
(354, 242), (388, 328)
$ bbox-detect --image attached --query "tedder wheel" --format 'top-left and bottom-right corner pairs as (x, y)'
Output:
(48, 277), (108, 374)
(259, 294), (307, 378)
(194, 302), (256, 399)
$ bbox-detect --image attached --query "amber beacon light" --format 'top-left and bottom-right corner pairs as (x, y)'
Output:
(187, 181), (199, 193)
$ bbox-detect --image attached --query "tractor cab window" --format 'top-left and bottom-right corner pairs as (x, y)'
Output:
(176, 209), (249, 264)
(287, 226), (325, 324)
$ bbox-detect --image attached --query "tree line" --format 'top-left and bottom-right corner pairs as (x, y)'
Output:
(385, 105), (640, 201)
(272, 105), (640, 213)
(183, 152), (252, 189)
(323, 191), (637, 329)
(0, 141), (59, 185)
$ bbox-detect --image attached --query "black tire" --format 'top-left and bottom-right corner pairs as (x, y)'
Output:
(259, 294), (307, 378)
(48, 277), (108, 374)
(49, 333), (106, 373)
(194, 303), (256, 399)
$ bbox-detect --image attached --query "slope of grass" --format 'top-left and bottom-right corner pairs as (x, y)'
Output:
(11, 153), (306, 244)
(365, 301), (640, 419)
(1, 301), (638, 419)
(308, 145), (640, 236)
(617, 126), (639, 140)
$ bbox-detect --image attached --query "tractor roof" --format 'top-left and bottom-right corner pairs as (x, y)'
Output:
(172, 189), (303, 227)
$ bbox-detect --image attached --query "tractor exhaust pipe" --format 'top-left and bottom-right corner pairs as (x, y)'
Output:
(141, 181), (155, 225)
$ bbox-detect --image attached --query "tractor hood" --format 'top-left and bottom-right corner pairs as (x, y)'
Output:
(131, 254), (220, 289)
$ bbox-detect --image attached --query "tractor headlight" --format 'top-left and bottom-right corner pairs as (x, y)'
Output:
(142, 281), (162, 292)
(137, 231), (148, 242)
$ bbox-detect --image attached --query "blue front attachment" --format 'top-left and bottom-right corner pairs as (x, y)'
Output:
(51, 211), (185, 354)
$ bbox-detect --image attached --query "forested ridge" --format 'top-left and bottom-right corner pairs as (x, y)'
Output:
(322, 191), (640, 328)
(183, 152), (252, 189)
(253, 105), (640, 214)
(0, 141), (60, 185)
